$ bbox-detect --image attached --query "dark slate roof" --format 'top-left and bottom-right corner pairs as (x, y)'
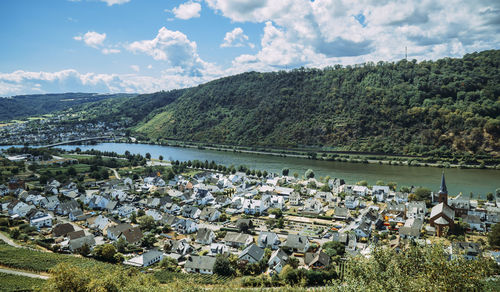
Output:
(305, 250), (331, 267)
(269, 248), (288, 264)
(284, 234), (309, 250)
(53, 223), (75, 237)
(162, 214), (180, 226)
(108, 223), (134, 236)
(67, 230), (86, 240)
(196, 228), (214, 243)
(69, 235), (95, 251)
(239, 244), (265, 262)
(122, 227), (143, 244)
(439, 172), (448, 195)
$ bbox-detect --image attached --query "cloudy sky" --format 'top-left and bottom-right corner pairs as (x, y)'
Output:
(0, 0), (499, 95)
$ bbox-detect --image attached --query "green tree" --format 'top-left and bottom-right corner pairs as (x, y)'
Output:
(159, 155), (163, 161)
(305, 169), (315, 179)
(214, 254), (234, 276)
(141, 232), (157, 248)
(159, 257), (178, 272)
(337, 244), (495, 291)
(488, 223), (500, 249)
(487, 192), (494, 201)
(322, 241), (345, 259)
(282, 168), (290, 176)
(138, 215), (157, 231)
(356, 180), (368, 186)
(145, 152), (151, 160)
(67, 166), (77, 177)
(414, 187), (432, 202)
(10, 228), (20, 239)
(93, 244), (118, 263)
(114, 236), (128, 253)
(287, 257), (300, 269)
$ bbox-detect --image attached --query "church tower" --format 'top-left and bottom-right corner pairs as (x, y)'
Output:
(437, 172), (448, 205)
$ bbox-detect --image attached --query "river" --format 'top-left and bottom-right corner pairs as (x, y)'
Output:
(43, 142), (499, 198)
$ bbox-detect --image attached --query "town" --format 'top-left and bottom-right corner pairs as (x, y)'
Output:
(0, 146), (499, 289)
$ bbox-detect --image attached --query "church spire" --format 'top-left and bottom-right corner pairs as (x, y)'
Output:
(439, 172), (448, 195)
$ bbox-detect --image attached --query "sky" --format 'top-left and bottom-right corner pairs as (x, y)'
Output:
(0, 0), (499, 96)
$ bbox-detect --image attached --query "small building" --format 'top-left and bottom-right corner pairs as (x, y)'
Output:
(196, 228), (216, 245)
(124, 250), (163, 267)
(257, 231), (281, 250)
(268, 248), (288, 273)
(30, 213), (53, 229)
(283, 234), (310, 253)
(184, 255), (216, 275)
(305, 250), (331, 269)
(224, 232), (253, 248)
(239, 244), (265, 263)
(52, 223), (75, 237)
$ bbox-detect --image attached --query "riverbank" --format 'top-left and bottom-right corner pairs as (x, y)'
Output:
(128, 138), (500, 171)
(3, 137), (499, 170)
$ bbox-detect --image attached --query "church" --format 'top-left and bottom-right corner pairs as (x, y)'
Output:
(429, 173), (455, 237)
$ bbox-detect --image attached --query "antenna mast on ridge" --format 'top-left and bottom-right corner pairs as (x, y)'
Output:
(405, 46), (407, 60)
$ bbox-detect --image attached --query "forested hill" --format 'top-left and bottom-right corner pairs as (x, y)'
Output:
(0, 93), (135, 121)
(133, 50), (500, 159)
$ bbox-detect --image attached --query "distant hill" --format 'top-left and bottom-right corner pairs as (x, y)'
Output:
(132, 50), (499, 159)
(10, 50), (500, 161)
(0, 93), (135, 121)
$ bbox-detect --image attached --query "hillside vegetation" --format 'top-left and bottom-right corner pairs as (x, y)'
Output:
(59, 89), (186, 126)
(0, 93), (134, 121)
(133, 50), (499, 159)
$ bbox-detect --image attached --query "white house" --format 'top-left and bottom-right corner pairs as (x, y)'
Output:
(268, 249), (288, 273)
(30, 213), (53, 229)
(184, 256), (216, 274)
(124, 250), (163, 267)
(345, 196), (359, 209)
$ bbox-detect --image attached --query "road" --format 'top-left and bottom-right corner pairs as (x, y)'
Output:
(0, 268), (49, 280)
(110, 168), (121, 179)
(0, 232), (22, 248)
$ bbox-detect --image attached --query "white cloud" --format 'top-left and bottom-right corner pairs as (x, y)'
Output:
(0, 69), (218, 95)
(101, 48), (120, 54)
(74, 31), (107, 48)
(172, 1), (202, 20)
(100, 0), (130, 6)
(206, 0), (500, 71)
(221, 27), (253, 48)
(130, 65), (140, 72)
(126, 27), (217, 76)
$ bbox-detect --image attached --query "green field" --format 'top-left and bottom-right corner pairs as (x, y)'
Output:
(0, 272), (45, 291)
(0, 241), (114, 273)
(154, 270), (233, 285)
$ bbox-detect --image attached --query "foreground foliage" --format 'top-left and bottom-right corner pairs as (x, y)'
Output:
(0, 241), (115, 272)
(43, 263), (161, 292)
(336, 244), (498, 292)
(0, 272), (45, 291)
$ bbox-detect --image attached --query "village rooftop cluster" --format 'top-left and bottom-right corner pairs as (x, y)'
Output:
(1, 152), (500, 276)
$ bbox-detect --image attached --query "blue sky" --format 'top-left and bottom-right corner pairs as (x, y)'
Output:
(0, 0), (499, 95)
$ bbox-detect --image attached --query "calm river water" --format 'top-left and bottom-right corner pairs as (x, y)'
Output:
(48, 143), (500, 198)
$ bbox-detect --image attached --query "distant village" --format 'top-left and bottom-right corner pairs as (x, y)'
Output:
(0, 114), (125, 145)
(1, 151), (500, 276)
